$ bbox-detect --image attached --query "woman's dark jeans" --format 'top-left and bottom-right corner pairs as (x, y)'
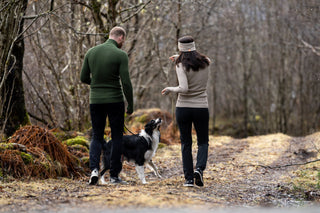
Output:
(89, 102), (124, 178)
(176, 107), (209, 181)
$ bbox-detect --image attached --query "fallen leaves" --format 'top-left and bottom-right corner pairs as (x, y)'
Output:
(1, 132), (320, 212)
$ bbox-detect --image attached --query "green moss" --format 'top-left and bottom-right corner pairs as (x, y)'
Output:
(41, 161), (51, 171)
(52, 132), (68, 141)
(44, 153), (52, 162)
(20, 152), (33, 164)
(0, 143), (13, 151)
(290, 168), (320, 193)
(52, 131), (77, 142)
(23, 113), (31, 125)
(63, 136), (89, 149)
(135, 114), (149, 123)
(71, 144), (89, 153)
(158, 143), (166, 149)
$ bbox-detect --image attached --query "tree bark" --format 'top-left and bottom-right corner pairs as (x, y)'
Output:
(0, 0), (29, 137)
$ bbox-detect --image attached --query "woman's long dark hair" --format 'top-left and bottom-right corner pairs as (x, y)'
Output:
(176, 36), (210, 72)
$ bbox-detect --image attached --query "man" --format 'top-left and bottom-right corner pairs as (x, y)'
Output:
(80, 26), (133, 185)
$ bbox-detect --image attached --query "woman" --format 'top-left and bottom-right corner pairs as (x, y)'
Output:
(161, 36), (211, 187)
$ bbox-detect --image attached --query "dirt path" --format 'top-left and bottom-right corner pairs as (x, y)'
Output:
(1, 133), (320, 212)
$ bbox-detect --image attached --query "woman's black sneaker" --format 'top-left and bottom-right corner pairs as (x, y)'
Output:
(183, 179), (194, 187)
(194, 169), (204, 187)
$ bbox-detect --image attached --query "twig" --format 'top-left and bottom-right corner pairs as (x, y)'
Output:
(22, 1), (66, 20)
(121, 0), (152, 23)
(238, 158), (320, 169)
(50, 12), (106, 36)
(301, 39), (320, 56)
(0, 1), (10, 13)
(71, 0), (92, 10)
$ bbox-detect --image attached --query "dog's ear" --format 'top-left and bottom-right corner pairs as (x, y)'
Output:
(145, 120), (155, 136)
(145, 124), (153, 136)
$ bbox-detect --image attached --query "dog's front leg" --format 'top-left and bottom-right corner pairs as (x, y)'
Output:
(135, 165), (147, 184)
(147, 160), (162, 178)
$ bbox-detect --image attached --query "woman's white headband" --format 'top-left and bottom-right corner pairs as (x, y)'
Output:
(178, 41), (196, 52)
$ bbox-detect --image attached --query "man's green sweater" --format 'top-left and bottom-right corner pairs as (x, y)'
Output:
(80, 39), (133, 114)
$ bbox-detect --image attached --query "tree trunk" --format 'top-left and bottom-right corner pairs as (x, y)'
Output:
(0, 0), (29, 137)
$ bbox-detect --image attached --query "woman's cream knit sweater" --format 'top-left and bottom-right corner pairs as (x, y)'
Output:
(164, 62), (210, 108)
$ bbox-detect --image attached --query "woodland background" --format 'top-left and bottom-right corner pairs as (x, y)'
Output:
(1, 0), (320, 138)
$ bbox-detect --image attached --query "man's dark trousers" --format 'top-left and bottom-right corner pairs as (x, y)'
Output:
(89, 102), (124, 177)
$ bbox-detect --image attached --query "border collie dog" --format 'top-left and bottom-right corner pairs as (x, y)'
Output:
(100, 118), (162, 184)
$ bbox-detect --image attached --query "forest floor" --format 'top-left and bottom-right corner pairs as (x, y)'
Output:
(1, 132), (320, 212)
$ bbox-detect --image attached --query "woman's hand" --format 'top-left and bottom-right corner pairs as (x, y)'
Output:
(161, 88), (169, 95)
(169, 54), (179, 62)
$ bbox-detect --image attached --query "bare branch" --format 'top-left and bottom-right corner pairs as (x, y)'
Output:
(50, 0), (54, 11)
(121, 0), (152, 23)
(237, 158), (320, 169)
(23, 69), (54, 123)
(301, 39), (320, 56)
(71, 0), (92, 10)
(0, 55), (16, 91)
(119, 2), (147, 13)
(22, 1), (66, 19)
(28, 111), (53, 128)
(51, 13), (106, 37)
(0, 1), (10, 12)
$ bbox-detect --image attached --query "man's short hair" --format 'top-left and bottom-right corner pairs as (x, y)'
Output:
(110, 26), (126, 38)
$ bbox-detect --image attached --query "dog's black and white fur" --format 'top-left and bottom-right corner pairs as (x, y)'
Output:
(100, 118), (162, 184)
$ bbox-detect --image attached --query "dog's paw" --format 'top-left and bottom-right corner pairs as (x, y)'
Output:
(142, 181), (148, 184)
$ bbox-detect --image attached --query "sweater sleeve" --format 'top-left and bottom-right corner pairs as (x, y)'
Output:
(119, 52), (134, 114)
(162, 65), (188, 95)
(80, 53), (91, 85)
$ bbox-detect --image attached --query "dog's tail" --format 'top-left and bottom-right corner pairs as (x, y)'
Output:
(100, 140), (111, 176)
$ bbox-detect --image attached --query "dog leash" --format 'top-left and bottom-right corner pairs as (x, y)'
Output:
(124, 124), (136, 135)
(124, 123), (152, 149)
